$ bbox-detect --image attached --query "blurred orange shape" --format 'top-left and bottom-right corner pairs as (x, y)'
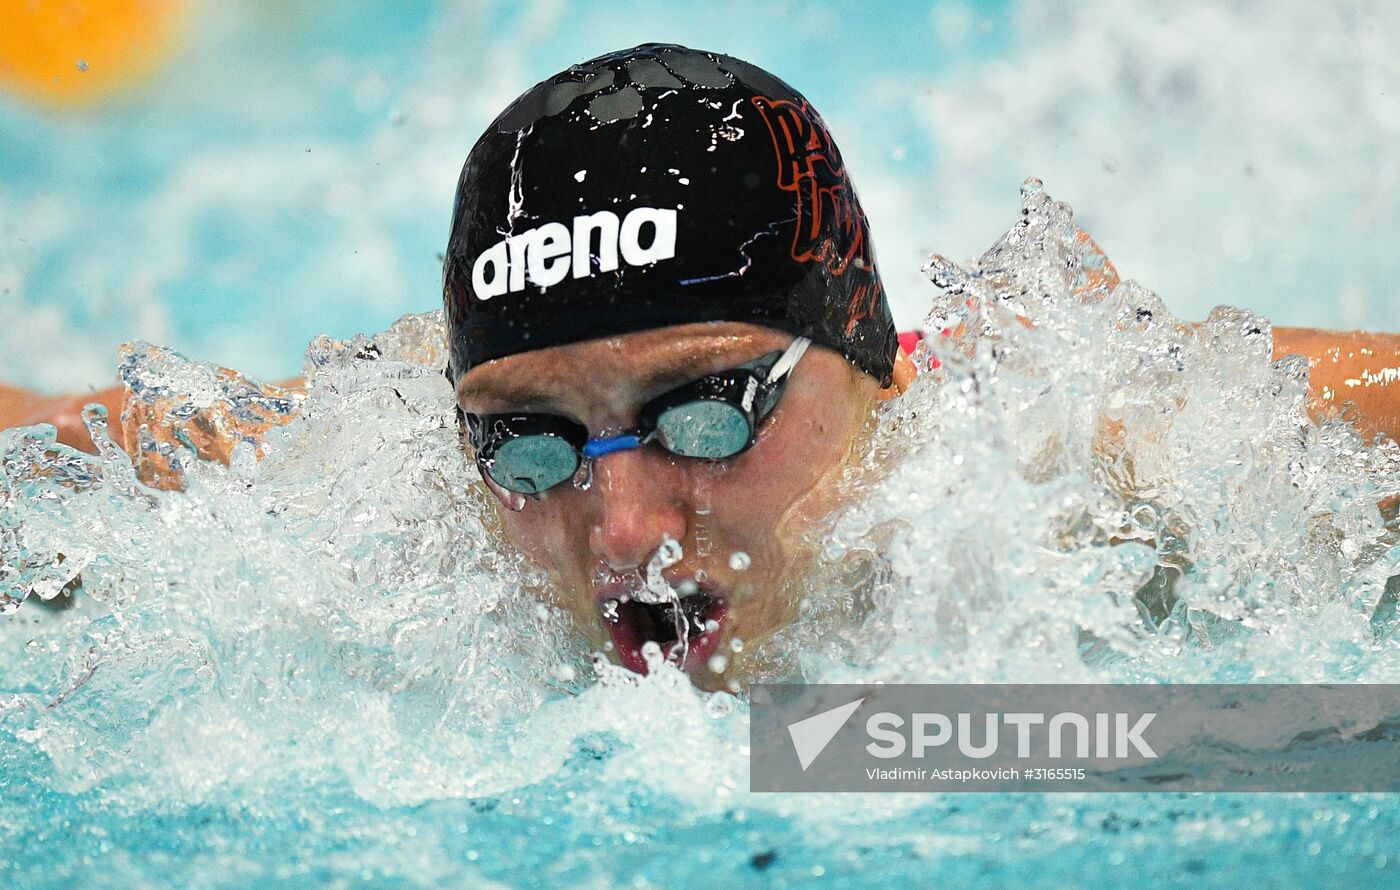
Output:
(0, 0), (185, 107)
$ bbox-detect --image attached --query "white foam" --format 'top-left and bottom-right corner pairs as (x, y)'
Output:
(2, 184), (1397, 827)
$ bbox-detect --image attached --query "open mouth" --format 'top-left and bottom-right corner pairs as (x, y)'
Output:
(599, 591), (728, 675)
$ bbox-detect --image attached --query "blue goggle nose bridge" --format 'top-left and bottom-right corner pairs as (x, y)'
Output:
(581, 433), (646, 460)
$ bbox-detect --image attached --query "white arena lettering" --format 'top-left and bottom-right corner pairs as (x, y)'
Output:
(472, 206), (677, 300)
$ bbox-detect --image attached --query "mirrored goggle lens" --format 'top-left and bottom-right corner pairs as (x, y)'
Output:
(655, 400), (753, 459)
(487, 434), (580, 494)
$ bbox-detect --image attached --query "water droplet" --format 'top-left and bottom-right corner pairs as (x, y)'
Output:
(728, 551), (751, 571)
(704, 691), (734, 717)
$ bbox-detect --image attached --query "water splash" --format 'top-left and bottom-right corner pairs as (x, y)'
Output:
(782, 179), (1400, 688)
(3, 183), (1398, 885)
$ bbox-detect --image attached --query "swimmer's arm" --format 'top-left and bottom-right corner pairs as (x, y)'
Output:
(1272, 327), (1400, 444)
(0, 383), (127, 453)
(0, 377), (306, 456)
(1074, 234), (1398, 441)
(1072, 231), (1398, 442)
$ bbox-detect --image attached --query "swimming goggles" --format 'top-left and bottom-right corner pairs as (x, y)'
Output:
(464, 337), (811, 495)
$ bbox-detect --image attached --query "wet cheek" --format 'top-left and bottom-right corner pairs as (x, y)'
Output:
(763, 425), (839, 495)
(500, 505), (574, 573)
(706, 467), (801, 563)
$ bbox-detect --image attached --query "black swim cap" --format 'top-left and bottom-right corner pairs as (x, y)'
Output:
(443, 43), (897, 385)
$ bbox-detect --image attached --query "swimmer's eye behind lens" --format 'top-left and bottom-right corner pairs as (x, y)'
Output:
(467, 413), (587, 494)
(636, 348), (791, 459)
(465, 337), (809, 494)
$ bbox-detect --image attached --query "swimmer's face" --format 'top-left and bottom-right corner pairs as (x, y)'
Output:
(456, 321), (880, 691)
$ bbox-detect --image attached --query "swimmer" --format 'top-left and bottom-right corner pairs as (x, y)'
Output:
(4, 44), (1399, 690)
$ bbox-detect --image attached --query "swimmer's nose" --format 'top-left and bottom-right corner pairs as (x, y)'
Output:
(586, 448), (689, 571)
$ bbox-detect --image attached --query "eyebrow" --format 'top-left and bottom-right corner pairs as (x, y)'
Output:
(459, 336), (773, 414)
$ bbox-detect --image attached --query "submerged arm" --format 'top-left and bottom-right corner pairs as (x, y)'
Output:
(1, 375), (306, 459)
(1272, 327), (1400, 444)
(0, 383), (127, 453)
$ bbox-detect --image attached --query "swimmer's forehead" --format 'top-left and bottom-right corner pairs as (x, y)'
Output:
(456, 322), (793, 414)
